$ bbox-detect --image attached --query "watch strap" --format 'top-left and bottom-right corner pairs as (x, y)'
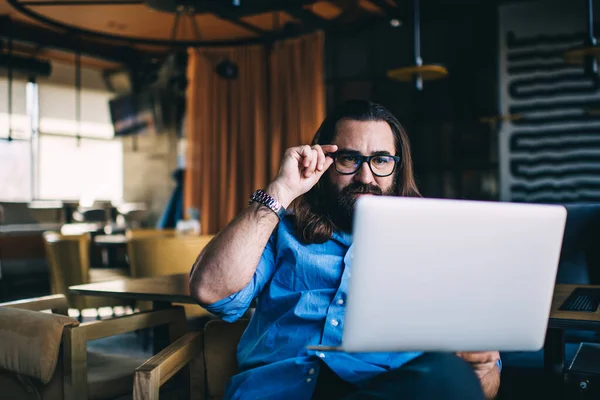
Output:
(249, 189), (286, 220)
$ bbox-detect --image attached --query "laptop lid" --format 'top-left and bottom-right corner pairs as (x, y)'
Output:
(342, 196), (566, 353)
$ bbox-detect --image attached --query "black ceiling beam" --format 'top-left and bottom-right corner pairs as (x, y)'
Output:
(366, 0), (402, 16)
(0, 16), (152, 66)
(213, 12), (268, 36)
(285, 7), (330, 30)
(19, 1), (143, 5)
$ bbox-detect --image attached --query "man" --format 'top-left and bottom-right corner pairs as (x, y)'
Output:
(190, 100), (501, 399)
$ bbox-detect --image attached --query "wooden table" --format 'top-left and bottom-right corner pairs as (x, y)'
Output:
(550, 284), (600, 329)
(545, 284), (600, 377)
(69, 273), (193, 306)
(70, 273), (194, 353)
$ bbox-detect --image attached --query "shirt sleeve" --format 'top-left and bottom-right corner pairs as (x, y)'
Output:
(199, 230), (278, 322)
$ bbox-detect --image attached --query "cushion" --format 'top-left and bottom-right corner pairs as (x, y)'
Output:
(0, 357), (64, 400)
(87, 351), (146, 400)
(0, 308), (78, 384)
(204, 319), (249, 398)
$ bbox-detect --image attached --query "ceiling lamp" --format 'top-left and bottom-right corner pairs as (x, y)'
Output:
(386, 0), (448, 90)
(564, 0), (599, 76)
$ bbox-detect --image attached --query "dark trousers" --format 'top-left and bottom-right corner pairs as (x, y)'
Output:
(311, 353), (485, 400)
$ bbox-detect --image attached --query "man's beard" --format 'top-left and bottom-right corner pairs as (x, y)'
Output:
(322, 176), (397, 232)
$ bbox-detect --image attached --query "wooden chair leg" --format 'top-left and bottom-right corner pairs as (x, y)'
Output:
(63, 326), (88, 400)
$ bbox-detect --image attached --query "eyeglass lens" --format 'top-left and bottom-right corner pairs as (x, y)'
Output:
(335, 154), (397, 176)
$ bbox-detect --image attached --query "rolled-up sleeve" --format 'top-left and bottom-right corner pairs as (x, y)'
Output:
(201, 232), (277, 322)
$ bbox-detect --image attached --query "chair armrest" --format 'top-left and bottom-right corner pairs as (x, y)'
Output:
(78, 306), (187, 341)
(0, 294), (69, 315)
(134, 331), (205, 400)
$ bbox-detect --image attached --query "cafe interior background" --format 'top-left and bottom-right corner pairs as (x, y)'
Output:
(2, 0), (600, 399)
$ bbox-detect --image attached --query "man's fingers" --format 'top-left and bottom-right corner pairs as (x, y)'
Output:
(294, 144), (337, 178)
(299, 145), (312, 168)
(321, 144), (338, 154)
(323, 157), (335, 170)
(314, 145), (327, 171)
(303, 149), (317, 177)
(456, 351), (499, 364)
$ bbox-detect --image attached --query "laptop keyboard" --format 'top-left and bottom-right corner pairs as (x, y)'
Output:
(559, 288), (600, 312)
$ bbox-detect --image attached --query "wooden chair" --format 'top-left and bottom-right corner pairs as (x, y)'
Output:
(0, 228), (48, 299)
(134, 319), (249, 400)
(126, 235), (215, 319)
(126, 235), (214, 278)
(0, 294), (188, 400)
(125, 229), (177, 239)
(43, 232), (130, 310)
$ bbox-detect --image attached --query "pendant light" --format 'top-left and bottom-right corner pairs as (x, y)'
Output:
(386, 0), (448, 90)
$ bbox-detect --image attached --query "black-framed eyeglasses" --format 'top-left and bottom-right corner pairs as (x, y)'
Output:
(327, 152), (401, 177)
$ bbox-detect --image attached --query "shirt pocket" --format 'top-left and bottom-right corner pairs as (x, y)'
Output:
(293, 254), (345, 292)
(271, 242), (345, 292)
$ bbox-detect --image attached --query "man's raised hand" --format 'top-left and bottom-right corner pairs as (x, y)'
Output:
(266, 144), (338, 208)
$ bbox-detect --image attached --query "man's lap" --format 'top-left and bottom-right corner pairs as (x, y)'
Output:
(312, 353), (485, 400)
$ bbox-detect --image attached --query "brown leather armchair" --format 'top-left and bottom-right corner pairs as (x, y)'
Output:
(0, 294), (188, 400)
(133, 319), (249, 400)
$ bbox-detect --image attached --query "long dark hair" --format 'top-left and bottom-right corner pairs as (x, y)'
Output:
(292, 99), (420, 244)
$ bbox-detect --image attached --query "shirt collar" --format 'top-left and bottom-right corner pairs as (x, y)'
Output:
(332, 230), (353, 247)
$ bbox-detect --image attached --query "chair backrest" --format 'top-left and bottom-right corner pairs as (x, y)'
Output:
(127, 235), (214, 278)
(43, 232), (90, 309)
(125, 228), (177, 239)
(0, 231), (46, 261)
(203, 319), (249, 399)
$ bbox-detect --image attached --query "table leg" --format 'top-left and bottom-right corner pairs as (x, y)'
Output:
(544, 328), (566, 399)
(544, 328), (565, 376)
(152, 301), (172, 354)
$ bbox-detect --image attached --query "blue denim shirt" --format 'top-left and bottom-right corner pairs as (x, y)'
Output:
(202, 215), (425, 399)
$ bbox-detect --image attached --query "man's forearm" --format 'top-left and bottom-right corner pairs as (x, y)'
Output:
(480, 366), (500, 400)
(189, 184), (287, 305)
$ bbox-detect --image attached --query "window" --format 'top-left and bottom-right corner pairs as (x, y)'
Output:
(0, 140), (32, 202)
(0, 77), (29, 140)
(39, 85), (114, 139)
(38, 135), (122, 201)
(35, 62), (123, 201)
(0, 62), (124, 202)
(0, 77), (32, 202)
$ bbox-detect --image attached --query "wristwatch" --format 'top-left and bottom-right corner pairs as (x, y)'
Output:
(249, 189), (286, 220)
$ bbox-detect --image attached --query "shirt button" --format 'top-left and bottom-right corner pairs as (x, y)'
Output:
(308, 368), (316, 375)
(318, 352), (325, 358)
(331, 319), (339, 327)
(306, 378), (313, 383)
(337, 299), (344, 305)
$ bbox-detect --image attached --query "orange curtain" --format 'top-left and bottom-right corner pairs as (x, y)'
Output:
(185, 32), (325, 234)
(268, 32), (326, 178)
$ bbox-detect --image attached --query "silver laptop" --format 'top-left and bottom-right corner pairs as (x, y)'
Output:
(308, 196), (566, 353)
